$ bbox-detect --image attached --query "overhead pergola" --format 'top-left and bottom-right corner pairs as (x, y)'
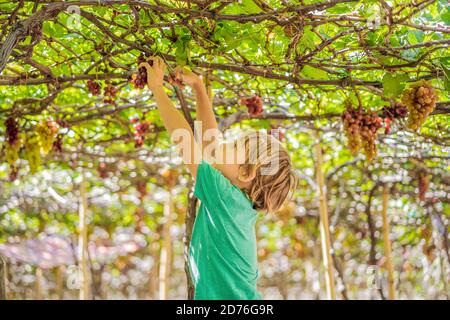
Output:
(0, 0), (449, 300)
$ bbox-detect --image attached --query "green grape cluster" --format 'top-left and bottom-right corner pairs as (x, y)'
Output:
(36, 120), (58, 155)
(401, 80), (437, 131)
(24, 131), (41, 174)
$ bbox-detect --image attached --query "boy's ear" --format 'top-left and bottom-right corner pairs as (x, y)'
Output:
(238, 165), (256, 183)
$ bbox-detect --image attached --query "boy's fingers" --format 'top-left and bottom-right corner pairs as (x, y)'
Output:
(138, 62), (152, 70)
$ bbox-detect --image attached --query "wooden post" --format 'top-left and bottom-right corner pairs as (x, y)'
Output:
(78, 174), (90, 300)
(35, 267), (43, 300)
(185, 192), (198, 299)
(148, 243), (159, 299)
(159, 193), (173, 300)
(314, 143), (336, 300)
(55, 266), (64, 300)
(0, 254), (6, 300)
(381, 184), (395, 300)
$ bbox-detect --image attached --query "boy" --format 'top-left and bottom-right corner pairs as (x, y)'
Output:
(140, 57), (296, 300)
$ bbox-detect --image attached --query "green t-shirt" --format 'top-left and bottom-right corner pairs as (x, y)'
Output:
(189, 161), (262, 300)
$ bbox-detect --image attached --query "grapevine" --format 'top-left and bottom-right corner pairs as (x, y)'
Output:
(401, 80), (437, 131)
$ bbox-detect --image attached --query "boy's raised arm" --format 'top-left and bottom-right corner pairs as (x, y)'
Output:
(172, 68), (218, 153)
(140, 57), (200, 178)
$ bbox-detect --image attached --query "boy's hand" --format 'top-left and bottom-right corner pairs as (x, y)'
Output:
(139, 56), (166, 90)
(170, 66), (202, 90)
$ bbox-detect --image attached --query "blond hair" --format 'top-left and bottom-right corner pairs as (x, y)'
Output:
(237, 131), (297, 213)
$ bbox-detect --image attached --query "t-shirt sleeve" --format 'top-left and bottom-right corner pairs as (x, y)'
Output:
(194, 161), (232, 206)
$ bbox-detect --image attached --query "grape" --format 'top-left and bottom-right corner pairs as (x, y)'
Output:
(24, 131), (41, 174)
(36, 120), (58, 155)
(241, 95), (263, 116)
(87, 80), (102, 95)
(401, 80), (437, 131)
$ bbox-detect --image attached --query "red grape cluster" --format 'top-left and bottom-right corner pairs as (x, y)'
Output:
(341, 106), (363, 155)
(104, 84), (117, 104)
(5, 117), (19, 145)
(359, 111), (382, 161)
(381, 102), (408, 134)
(87, 80), (102, 95)
(342, 106), (382, 161)
(131, 54), (150, 89)
(240, 96), (263, 116)
(4, 117), (21, 179)
(53, 134), (64, 152)
(382, 102), (408, 120)
(131, 117), (152, 148)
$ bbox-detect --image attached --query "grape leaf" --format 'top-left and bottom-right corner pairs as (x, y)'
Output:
(382, 73), (410, 98)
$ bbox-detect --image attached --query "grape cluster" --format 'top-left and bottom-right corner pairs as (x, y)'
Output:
(381, 102), (408, 134)
(3, 117), (21, 178)
(359, 111), (382, 161)
(36, 120), (58, 155)
(5, 117), (19, 145)
(341, 107), (363, 155)
(342, 106), (382, 161)
(87, 80), (102, 95)
(4, 139), (20, 166)
(382, 102), (408, 120)
(131, 54), (149, 89)
(401, 80), (437, 131)
(104, 84), (118, 104)
(24, 131), (41, 174)
(131, 117), (152, 148)
(53, 134), (64, 153)
(240, 96), (263, 116)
